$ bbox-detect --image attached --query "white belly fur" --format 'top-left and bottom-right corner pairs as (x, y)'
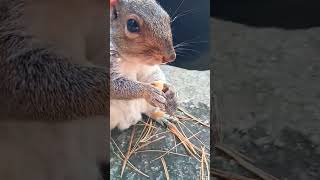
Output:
(110, 61), (162, 130)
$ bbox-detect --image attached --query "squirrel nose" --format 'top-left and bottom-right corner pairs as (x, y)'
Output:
(162, 52), (176, 63)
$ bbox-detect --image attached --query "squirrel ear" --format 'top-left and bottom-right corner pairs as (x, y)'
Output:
(110, 0), (118, 7)
(110, 1), (118, 20)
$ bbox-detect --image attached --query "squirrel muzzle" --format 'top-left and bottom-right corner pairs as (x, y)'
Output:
(162, 51), (176, 63)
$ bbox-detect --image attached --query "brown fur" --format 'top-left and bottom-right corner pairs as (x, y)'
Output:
(0, 0), (109, 120)
(111, 0), (175, 65)
(110, 0), (178, 130)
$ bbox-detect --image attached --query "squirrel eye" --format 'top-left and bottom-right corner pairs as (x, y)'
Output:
(127, 19), (140, 33)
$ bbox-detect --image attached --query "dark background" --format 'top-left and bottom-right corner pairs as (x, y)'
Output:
(212, 0), (320, 29)
(159, 0), (320, 70)
(158, 0), (210, 70)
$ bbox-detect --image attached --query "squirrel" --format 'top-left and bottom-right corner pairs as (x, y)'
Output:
(110, 0), (178, 130)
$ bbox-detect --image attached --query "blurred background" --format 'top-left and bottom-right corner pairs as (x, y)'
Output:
(158, 0), (210, 70)
(212, 0), (320, 29)
(211, 0), (320, 179)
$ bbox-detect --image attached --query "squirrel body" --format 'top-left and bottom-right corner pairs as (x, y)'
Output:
(110, 58), (167, 130)
(110, 0), (177, 130)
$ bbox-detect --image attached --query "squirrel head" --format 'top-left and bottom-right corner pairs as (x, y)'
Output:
(110, 0), (176, 66)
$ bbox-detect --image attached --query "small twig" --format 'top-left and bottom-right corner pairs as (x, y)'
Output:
(131, 122), (148, 152)
(131, 118), (156, 154)
(177, 121), (205, 155)
(178, 107), (210, 128)
(176, 122), (198, 157)
(120, 126), (136, 177)
(140, 119), (155, 142)
(112, 152), (150, 177)
(168, 122), (199, 158)
(133, 149), (189, 157)
(111, 138), (149, 177)
(176, 115), (191, 121)
(202, 147), (210, 180)
(151, 131), (202, 162)
(134, 136), (166, 152)
(200, 147), (205, 180)
(178, 120), (210, 151)
(216, 144), (255, 163)
(161, 157), (170, 180)
(215, 144), (279, 180)
(211, 168), (258, 180)
(200, 147), (210, 180)
(146, 130), (169, 141)
(173, 134), (178, 153)
(175, 121), (210, 157)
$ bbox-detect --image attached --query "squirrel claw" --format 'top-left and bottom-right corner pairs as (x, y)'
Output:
(156, 118), (169, 127)
(156, 119), (166, 127)
(164, 88), (178, 116)
(144, 84), (167, 110)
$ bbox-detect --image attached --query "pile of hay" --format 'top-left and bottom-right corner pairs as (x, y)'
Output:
(111, 107), (210, 179)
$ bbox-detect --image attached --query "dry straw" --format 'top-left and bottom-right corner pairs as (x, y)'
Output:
(112, 106), (210, 179)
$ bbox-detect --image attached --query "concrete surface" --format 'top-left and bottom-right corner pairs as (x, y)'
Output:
(212, 18), (320, 180)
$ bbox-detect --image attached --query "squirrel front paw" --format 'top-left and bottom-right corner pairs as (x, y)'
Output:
(143, 84), (167, 111)
(163, 83), (178, 115)
(150, 81), (178, 116)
